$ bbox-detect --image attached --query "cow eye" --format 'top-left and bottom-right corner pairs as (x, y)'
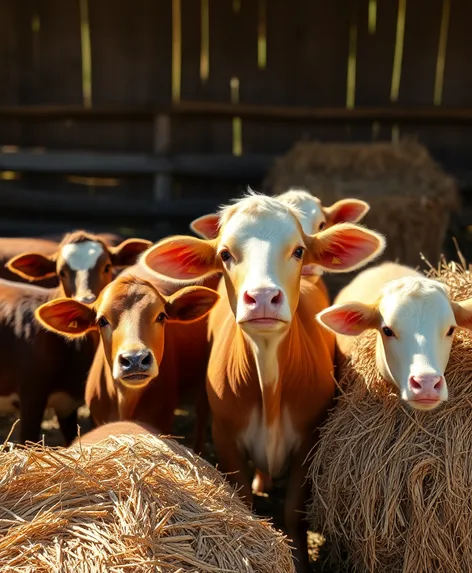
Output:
(97, 316), (109, 328)
(156, 312), (167, 323)
(446, 326), (455, 337)
(293, 247), (304, 260)
(318, 221), (326, 231)
(104, 264), (111, 273)
(59, 269), (66, 278)
(220, 249), (232, 262)
(382, 326), (395, 337)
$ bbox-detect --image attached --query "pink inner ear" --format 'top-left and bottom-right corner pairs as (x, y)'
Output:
(330, 202), (367, 225)
(191, 215), (220, 239)
(147, 243), (210, 279)
(317, 228), (380, 271)
(322, 307), (367, 334)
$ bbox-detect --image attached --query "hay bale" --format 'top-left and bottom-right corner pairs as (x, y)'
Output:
(308, 258), (472, 573)
(264, 140), (460, 275)
(0, 434), (294, 572)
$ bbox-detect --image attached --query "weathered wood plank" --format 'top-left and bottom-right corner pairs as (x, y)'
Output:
(0, 151), (275, 178)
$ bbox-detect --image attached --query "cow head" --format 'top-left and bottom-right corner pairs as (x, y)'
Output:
(7, 231), (152, 303)
(35, 276), (219, 389)
(144, 193), (384, 338)
(317, 276), (472, 410)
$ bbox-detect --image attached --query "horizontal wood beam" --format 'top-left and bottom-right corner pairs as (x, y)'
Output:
(3, 102), (472, 124)
(0, 187), (219, 223)
(0, 151), (275, 179)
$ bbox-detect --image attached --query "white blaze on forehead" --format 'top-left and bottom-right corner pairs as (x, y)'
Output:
(62, 241), (104, 271)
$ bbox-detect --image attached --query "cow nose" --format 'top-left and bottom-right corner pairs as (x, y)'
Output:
(118, 350), (153, 371)
(243, 287), (283, 308)
(409, 374), (444, 399)
(76, 294), (96, 304)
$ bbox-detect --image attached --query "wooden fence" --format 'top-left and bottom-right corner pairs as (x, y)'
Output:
(1, 0), (472, 241)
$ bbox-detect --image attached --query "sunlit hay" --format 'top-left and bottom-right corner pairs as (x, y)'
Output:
(264, 140), (459, 272)
(308, 258), (472, 573)
(0, 434), (294, 572)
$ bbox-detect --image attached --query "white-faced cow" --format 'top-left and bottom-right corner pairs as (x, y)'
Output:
(317, 262), (472, 410)
(142, 193), (385, 572)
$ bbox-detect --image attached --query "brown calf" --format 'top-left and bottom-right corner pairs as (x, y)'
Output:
(119, 261), (220, 453)
(0, 231), (150, 445)
(36, 275), (219, 439)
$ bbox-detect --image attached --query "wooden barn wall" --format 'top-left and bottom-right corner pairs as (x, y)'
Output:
(0, 0), (471, 237)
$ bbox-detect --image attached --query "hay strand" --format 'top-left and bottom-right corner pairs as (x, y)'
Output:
(309, 257), (472, 573)
(0, 434), (294, 572)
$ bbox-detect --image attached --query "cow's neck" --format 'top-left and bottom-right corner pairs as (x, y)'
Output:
(116, 384), (146, 420)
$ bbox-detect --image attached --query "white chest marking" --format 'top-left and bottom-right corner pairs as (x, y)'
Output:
(62, 241), (104, 271)
(238, 407), (302, 477)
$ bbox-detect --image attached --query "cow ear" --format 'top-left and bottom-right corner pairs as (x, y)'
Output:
(305, 223), (385, 273)
(316, 302), (377, 336)
(190, 214), (220, 239)
(110, 239), (153, 267)
(7, 253), (57, 281)
(35, 299), (97, 338)
(324, 199), (370, 225)
(143, 236), (218, 282)
(452, 298), (472, 330)
(165, 286), (220, 323)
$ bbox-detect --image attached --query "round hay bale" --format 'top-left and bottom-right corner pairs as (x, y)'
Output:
(264, 140), (460, 275)
(0, 434), (295, 572)
(308, 259), (472, 573)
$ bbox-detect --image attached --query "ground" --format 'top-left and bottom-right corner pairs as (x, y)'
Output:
(0, 405), (335, 572)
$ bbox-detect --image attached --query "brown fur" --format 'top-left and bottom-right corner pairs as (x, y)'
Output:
(0, 231), (150, 445)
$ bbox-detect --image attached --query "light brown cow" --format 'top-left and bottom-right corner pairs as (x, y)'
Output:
(142, 193), (385, 572)
(0, 231), (151, 444)
(36, 275), (219, 437)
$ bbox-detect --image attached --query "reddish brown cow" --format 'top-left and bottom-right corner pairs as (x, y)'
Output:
(36, 275), (219, 440)
(143, 193), (385, 572)
(119, 261), (220, 453)
(0, 231), (151, 445)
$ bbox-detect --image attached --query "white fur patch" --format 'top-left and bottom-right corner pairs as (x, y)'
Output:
(62, 241), (104, 271)
(239, 407), (301, 476)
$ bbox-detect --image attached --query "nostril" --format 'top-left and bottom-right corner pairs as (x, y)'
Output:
(140, 352), (153, 367)
(410, 377), (422, 390)
(271, 290), (283, 306)
(119, 354), (131, 368)
(243, 291), (257, 305)
(434, 378), (443, 390)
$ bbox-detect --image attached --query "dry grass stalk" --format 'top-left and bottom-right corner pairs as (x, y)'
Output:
(0, 433), (294, 572)
(264, 140), (460, 273)
(309, 258), (472, 573)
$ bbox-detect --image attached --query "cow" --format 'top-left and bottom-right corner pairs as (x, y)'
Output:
(118, 261), (220, 453)
(317, 262), (472, 410)
(141, 193), (385, 572)
(0, 232), (124, 288)
(72, 420), (159, 447)
(35, 275), (219, 439)
(0, 231), (151, 445)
